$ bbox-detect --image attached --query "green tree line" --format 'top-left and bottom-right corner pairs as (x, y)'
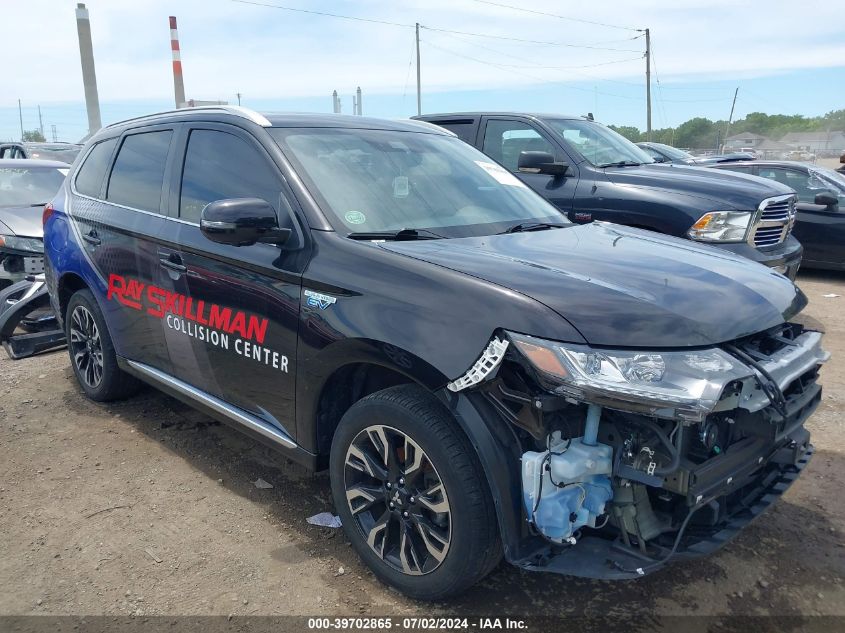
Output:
(609, 109), (845, 149)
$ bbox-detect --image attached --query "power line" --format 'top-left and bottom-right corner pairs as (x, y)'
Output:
(431, 30), (644, 71)
(231, 0), (411, 28)
(420, 38), (644, 101)
(468, 0), (641, 32)
(231, 0), (642, 51)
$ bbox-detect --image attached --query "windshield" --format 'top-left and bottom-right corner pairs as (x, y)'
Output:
(652, 143), (693, 161)
(545, 119), (654, 167)
(270, 128), (566, 237)
(0, 166), (67, 207)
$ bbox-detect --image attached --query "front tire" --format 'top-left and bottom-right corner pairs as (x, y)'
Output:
(330, 384), (501, 600)
(66, 289), (139, 402)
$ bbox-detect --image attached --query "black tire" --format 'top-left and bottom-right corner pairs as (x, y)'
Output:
(66, 289), (140, 402)
(330, 384), (501, 600)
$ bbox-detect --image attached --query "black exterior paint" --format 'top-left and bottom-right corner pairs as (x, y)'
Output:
(415, 112), (804, 274)
(43, 109), (815, 569)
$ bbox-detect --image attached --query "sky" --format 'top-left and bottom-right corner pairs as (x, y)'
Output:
(1, 0), (844, 142)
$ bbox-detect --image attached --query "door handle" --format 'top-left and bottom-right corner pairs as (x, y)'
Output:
(159, 255), (187, 273)
(82, 230), (101, 246)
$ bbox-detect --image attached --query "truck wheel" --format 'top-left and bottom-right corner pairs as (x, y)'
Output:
(330, 384), (501, 600)
(66, 289), (139, 402)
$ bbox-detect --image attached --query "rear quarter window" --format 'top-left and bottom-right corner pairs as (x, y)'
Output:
(74, 137), (118, 198)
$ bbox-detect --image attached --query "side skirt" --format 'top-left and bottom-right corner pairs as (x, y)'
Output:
(119, 357), (318, 470)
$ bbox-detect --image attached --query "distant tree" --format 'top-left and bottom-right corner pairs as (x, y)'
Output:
(674, 117), (716, 149)
(608, 125), (642, 142)
(22, 129), (46, 142)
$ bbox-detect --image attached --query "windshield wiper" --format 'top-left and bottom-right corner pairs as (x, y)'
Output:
(347, 228), (445, 241)
(597, 160), (642, 168)
(497, 222), (569, 235)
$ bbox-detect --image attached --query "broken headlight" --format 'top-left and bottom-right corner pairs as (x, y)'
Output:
(508, 332), (752, 421)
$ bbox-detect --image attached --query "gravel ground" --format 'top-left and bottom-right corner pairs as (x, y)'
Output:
(0, 270), (844, 619)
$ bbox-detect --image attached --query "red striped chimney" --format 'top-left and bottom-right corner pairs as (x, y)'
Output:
(170, 16), (186, 108)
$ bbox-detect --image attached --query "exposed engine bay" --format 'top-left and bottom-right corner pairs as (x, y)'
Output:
(472, 322), (827, 577)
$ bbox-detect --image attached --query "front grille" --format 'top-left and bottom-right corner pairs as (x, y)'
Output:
(749, 195), (795, 248)
(754, 226), (786, 246)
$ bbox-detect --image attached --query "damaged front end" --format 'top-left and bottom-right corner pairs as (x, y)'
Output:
(452, 323), (827, 579)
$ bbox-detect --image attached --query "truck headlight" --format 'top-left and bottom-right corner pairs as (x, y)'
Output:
(508, 332), (752, 421)
(687, 211), (752, 243)
(0, 235), (44, 254)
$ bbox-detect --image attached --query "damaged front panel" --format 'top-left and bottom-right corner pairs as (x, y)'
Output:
(450, 325), (826, 578)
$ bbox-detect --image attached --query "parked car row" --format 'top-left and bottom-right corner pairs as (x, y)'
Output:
(636, 142), (756, 165)
(30, 106), (830, 600)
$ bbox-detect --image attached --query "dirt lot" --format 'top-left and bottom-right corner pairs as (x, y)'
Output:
(1, 271), (844, 620)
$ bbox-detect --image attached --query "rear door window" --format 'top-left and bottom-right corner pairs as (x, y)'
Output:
(74, 137), (118, 198)
(106, 130), (172, 213)
(482, 120), (555, 172)
(178, 129), (281, 224)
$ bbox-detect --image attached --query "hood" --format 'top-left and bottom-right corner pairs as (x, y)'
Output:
(380, 223), (806, 348)
(0, 205), (44, 238)
(603, 163), (793, 210)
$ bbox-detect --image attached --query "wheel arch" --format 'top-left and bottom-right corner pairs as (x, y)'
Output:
(57, 271), (90, 321)
(300, 338), (450, 462)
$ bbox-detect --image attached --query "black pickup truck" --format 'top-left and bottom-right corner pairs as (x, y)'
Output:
(415, 113), (803, 279)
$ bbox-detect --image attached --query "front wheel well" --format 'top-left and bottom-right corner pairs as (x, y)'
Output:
(58, 272), (89, 320)
(316, 363), (415, 457)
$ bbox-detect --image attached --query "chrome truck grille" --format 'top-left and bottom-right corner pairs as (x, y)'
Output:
(748, 195), (796, 248)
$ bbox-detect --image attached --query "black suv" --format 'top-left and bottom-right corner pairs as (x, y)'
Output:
(415, 113), (803, 278)
(44, 107), (826, 599)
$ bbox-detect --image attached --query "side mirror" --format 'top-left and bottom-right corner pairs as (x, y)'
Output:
(814, 191), (839, 207)
(652, 155), (667, 163)
(518, 151), (569, 176)
(200, 198), (291, 247)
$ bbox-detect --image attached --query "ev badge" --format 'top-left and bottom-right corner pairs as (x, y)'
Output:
(304, 289), (337, 310)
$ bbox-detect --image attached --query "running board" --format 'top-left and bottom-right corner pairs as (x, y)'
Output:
(125, 359), (297, 450)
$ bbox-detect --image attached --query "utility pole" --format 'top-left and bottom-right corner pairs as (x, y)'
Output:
(415, 23), (422, 116)
(38, 106), (44, 138)
(236, 92), (242, 106)
(18, 99), (24, 141)
(645, 28), (651, 142)
(51, 124), (58, 142)
(723, 87), (739, 152)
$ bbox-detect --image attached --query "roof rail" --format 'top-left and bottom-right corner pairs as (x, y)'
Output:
(103, 105), (271, 130)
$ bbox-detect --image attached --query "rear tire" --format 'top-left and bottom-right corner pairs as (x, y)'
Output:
(330, 384), (501, 600)
(66, 289), (140, 402)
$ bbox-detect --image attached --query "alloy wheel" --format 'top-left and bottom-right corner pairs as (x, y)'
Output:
(344, 424), (452, 576)
(69, 305), (104, 389)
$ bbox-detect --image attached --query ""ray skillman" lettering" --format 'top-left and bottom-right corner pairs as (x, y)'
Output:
(106, 273), (268, 344)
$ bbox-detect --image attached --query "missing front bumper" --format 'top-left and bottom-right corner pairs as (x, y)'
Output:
(513, 443), (813, 579)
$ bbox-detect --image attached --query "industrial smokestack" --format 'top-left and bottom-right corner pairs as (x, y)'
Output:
(75, 3), (102, 134)
(170, 16), (186, 108)
(356, 86), (362, 115)
(332, 90), (340, 114)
